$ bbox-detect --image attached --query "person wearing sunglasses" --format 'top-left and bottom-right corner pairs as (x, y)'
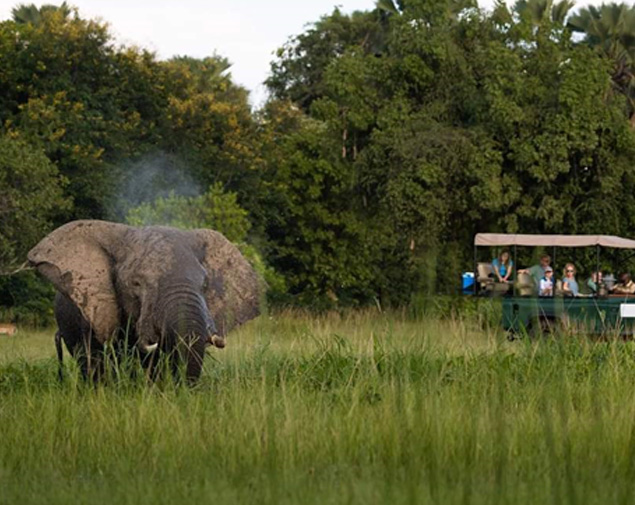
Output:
(562, 263), (579, 297)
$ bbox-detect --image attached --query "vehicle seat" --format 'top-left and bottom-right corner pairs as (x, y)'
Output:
(555, 279), (564, 297)
(477, 262), (494, 291)
(515, 272), (535, 296)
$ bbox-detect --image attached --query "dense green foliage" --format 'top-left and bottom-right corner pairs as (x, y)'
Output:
(125, 184), (251, 243)
(263, 0), (635, 304)
(569, 2), (635, 123)
(0, 135), (69, 273)
(4, 313), (635, 504)
(3, 0), (635, 316)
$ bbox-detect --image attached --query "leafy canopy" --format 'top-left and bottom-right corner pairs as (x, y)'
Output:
(0, 135), (70, 273)
(125, 183), (251, 243)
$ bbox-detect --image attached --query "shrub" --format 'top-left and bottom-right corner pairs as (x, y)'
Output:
(125, 183), (251, 243)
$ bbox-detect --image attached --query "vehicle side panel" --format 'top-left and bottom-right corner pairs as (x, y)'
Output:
(502, 296), (635, 336)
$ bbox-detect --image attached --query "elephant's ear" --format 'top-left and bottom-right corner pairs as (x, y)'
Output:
(27, 220), (129, 343)
(192, 230), (262, 335)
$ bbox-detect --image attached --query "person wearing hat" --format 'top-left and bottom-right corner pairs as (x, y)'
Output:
(539, 266), (554, 297)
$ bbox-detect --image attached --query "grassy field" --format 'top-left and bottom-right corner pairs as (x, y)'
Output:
(2, 310), (635, 504)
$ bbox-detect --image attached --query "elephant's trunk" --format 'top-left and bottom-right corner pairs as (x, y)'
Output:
(157, 283), (215, 347)
(147, 284), (217, 381)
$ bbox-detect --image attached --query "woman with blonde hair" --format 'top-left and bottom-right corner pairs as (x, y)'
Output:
(562, 262), (579, 297)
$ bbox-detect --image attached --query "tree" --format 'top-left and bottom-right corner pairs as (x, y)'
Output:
(0, 10), (169, 219)
(257, 111), (385, 305)
(4, 0), (635, 310)
(157, 55), (262, 210)
(125, 183), (251, 243)
(376, 0), (401, 16)
(11, 2), (70, 25)
(266, 8), (388, 111)
(0, 4), (269, 317)
(568, 3), (635, 124)
(263, 0), (635, 302)
(0, 135), (70, 273)
(514, 0), (575, 25)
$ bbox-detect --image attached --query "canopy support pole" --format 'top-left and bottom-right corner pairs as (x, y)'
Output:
(596, 245), (601, 291)
(513, 244), (517, 297)
(553, 246), (557, 298)
(473, 242), (477, 295)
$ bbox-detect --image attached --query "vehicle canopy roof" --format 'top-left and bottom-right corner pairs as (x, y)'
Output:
(475, 234), (635, 249)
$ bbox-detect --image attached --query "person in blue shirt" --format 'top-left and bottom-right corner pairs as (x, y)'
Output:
(562, 262), (579, 296)
(492, 250), (513, 283)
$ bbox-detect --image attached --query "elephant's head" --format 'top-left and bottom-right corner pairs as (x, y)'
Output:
(28, 220), (261, 363)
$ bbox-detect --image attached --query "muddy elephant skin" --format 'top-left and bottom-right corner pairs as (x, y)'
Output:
(28, 220), (261, 382)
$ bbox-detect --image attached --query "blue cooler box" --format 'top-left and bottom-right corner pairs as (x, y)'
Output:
(462, 272), (475, 293)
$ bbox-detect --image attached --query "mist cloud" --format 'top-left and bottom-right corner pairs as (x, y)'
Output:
(112, 151), (201, 220)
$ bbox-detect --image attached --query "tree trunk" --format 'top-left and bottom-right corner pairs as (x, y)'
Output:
(342, 126), (348, 159)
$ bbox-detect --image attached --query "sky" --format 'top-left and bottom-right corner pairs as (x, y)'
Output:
(0, 0), (622, 107)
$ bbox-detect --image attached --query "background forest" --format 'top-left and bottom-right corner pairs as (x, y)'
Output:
(2, 0), (635, 321)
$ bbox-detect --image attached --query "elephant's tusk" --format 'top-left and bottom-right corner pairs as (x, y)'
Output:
(209, 334), (226, 349)
(141, 343), (159, 353)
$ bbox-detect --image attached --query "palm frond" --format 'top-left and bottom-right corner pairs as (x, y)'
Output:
(376, 0), (400, 16)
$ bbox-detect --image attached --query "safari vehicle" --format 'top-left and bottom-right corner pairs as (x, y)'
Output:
(473, 233), (635, 337)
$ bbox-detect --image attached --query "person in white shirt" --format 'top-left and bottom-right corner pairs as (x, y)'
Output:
(539, 266), (554, 296)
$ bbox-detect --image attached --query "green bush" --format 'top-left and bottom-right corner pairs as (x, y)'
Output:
(125, 183), (251, 243)
(0, 135), (70, 273)
(0, 270), (56, 326)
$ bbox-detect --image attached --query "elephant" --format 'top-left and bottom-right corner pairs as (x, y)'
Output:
(27, 220), (261, 382)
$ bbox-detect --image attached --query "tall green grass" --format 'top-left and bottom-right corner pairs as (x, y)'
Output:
(1, 310), (635, 504)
